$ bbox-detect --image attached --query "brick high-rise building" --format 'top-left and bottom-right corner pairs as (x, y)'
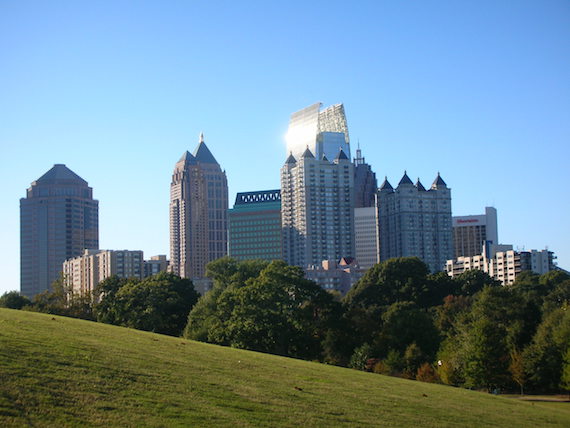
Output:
(169, 133), (228, 279)
(20, 164), (98, 297)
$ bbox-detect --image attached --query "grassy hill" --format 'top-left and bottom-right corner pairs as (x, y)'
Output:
(1, 309), (569, 427)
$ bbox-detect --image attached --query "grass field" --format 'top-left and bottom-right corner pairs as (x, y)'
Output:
(1, 309), (569, 427)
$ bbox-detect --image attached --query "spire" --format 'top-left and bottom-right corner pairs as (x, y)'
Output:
(321, 154), (329, 162)
(398, 171), (413, 186)
(354, 141), (364, 165)
(301, 146), (315, 159)
(335, 148), (349, 161)
(415, 178), (426, 191)
(431, 172), (447, 189)
(379, 176), (393, 191)
(285, 152), (297, 164)
(193, 134), (219, 164)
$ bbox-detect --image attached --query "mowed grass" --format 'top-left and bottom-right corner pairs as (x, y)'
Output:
(1, 309), (569, 427)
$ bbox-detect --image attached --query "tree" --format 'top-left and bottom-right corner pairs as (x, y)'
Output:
(435, 294), (471, 338)
(462, 317), (510, 391)
(373, 301), (440, 361)
(344, 257), (431, 309)
(184, 258), (271, 342)
(509, 349), (526, 395)
(96, 273), (199, 336)
(0, 291), (31, 309)
(561, 346), (570, 396)
(186, 260), (341, 361)
(523, 308), (570, 391)
(454, 270), (500, 296)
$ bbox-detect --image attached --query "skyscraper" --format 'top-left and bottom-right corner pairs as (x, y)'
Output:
(228, 189), (282, 261)
(377, 172), (452, 272)
(281, 147), (355, 268)
(285, 102), (350, 161)
(20, 164), (98, 297)
(353, 145), (377, 209)
(170, 133), (228, 279)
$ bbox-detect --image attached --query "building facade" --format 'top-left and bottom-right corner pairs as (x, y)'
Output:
(144, 255), (169, 277)
(377, 172), (453, 273)
(354, 206), (379, 269)
(305, 258), (365, 296)
(353, 146), (377, 209)
(169, 133), (228, 279)
(20, 164), (98, 297)
(63, 249), (143, 295)
(228, 189), (282, 261)
(281, 147), (355, 268)
(453, 207), (498, 258)
(446, 246), (557, 285)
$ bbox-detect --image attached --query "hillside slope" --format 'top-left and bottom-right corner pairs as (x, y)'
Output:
(1, 309), (568, 427)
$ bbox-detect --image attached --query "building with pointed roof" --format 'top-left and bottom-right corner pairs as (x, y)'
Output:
(377, 172), (452, 272)
(281, 147), (355, 269)
(353, 145), (377, 209)
(169, 134), (228, 282)
(20, 164), (99, 297)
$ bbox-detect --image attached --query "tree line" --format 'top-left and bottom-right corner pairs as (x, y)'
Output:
(2, 257), (569, 394)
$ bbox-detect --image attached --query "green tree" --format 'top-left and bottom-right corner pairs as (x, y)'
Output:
(454, 270), (500, 296)
(561, 346), (570, 396)
(374, 301), (440, 361)
(462, 317), (510, 391)
(0, 291), (31, 309)
(96, 273), (198, 336)
(217, 261), (340, 359)
(509, 349), (526, 395)
(344, 257), (431, 309)
(523, 308), (570, 391)
(93, 275), (129, 324)
(186, 260), (341, 361)
(184, 258), (271, 341)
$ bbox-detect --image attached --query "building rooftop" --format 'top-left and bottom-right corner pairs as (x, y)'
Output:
(35, 164), (87, 185)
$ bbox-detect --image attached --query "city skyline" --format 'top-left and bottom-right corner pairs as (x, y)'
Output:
(2, 1), (569, 295)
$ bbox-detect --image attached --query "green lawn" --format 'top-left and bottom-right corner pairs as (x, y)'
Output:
(1, 309), (569, 427)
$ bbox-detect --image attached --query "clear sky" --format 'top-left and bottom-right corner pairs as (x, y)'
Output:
(1, 1), (569, 295)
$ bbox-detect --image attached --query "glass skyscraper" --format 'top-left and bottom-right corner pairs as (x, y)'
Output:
(285, 103), (350, 161)
(20, 164), (99, 297)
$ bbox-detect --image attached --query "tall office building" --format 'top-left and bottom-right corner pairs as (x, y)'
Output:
(377, 172), (453, 273)
(20, 164), (98, 297)
(228, 190), (282, 261)
(169, 133), (228, 279)
(452, 207), (498, 258)
(353, 146), (377, 208)
(285, 102), (350, 161)
(281, 147), (355, 268)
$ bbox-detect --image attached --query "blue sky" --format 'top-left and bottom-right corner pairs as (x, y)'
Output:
(1, 1), (569, 295)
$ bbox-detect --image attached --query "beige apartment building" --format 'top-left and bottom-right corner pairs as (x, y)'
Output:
(63, 249), (143, 294)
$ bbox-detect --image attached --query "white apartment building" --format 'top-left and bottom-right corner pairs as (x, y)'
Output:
(446, 245), (557, 285)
